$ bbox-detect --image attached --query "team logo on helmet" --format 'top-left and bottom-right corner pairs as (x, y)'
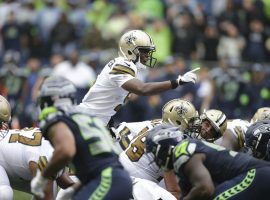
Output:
(125, 33), (136, 46)
(175, 105), (188, 116)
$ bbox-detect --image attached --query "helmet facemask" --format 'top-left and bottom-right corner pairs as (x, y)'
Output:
(248, 133), (270, 159)
(38, 76), (77, 111)
(39, 94), (76, 110)
(119, 30), (157, 68)
(145, 124), (185, 171)
(245, 120), (270, 160)
(185, 116), (202, 139)
(153, 144), (175, 171)
(199, 110), (227, 142)
(137, 47), (157, 68)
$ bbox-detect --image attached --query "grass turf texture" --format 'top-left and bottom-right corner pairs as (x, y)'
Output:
(14, 190), (32, 200)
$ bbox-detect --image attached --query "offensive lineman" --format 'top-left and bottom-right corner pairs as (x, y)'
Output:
(188, 109), (250, 151)
(115, 99), (198, 199)
(146, 124), (270, 200)
(0, 95), (74, 200)
(79, 29), (199, 126)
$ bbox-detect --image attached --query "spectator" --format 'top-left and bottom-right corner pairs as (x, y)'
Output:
(193, 66), (214, 113)
(202, 24), (219, 61)
(244, 18), (267, 62)
(50, 12), (77, 55)
(146, 19), (172, 64)
(52, 50), (96, 102)
(36, 0), (61, 42)
(217, 22), (246, 67)
(0, 51), (27, 128)
(1, 11), (21, 52)
(170, 13), (199, 59)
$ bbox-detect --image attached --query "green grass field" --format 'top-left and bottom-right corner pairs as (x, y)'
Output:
(14, 190), (32, 200)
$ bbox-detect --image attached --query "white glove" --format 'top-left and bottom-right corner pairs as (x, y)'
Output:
(56, 186), (75, 200)
(177, 67), (200, 84)
(30, 170), (48, 198)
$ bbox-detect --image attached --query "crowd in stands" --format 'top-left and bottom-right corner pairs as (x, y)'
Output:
(0, 0), (270, 128)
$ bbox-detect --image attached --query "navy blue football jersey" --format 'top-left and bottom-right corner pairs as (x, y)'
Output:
(39, 106), (121, 183)
(173, 139), (270, 195)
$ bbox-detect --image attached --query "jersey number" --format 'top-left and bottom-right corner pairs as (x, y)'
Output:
(72, 114), (117, 155)
(9, 128), (42, 146)
(125, 127), (149, 162)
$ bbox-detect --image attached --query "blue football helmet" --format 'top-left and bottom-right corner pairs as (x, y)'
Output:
(145, 123), (186, 170)
(245, 120), (270, 160)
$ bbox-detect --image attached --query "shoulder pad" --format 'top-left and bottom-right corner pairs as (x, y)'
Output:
(110, 58), (136, 77)
(39, 107), (64, 135)
(173, 139), (197, 171)
(110, 65), (135, 77)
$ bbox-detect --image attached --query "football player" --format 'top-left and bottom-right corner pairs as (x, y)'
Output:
(0, 95), (74, 200)
(31, 76), (132, 200)
(189, 109), (250, 151)
(250, 107), (270, 123)
(245, 120), (270, 161)
(115, 99), (198, 199)
(79, 29), (200, 126)
(146, 124), (270, 200)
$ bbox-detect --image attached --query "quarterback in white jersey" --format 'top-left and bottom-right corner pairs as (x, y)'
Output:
(79, 30), (199, 125)
(80, 56), (146, 124)
(115, 99), (198, 200)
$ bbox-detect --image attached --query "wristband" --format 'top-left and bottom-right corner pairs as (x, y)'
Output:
(170, 79), (178, 89)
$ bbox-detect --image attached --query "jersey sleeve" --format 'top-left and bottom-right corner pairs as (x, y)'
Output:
(108, 61), (137, 87)
(173, 139), (197, 172)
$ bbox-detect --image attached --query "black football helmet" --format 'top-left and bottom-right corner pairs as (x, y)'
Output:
(245, 120), (270, 160)
(145, 123), (186, 170)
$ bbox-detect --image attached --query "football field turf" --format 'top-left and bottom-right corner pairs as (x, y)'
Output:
(14, 190), (32, 200)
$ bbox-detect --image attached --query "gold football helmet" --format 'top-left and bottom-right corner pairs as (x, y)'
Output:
(200, 109), (227, 141)
(118, 30), (156, 67)
(0, 95), (11, 123)
(162, 99), (198, 131)
(251, 107), (270, 123)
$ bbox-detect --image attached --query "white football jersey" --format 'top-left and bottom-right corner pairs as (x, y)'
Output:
(117, 119), (164, 183)
(0, 127), (54, 193)
(79, 57), (148, 125)
(215, 119), (250, 148)
(226, 119), (250, 148)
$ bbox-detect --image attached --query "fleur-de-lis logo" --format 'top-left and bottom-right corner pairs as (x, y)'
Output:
(175, 105), (188, 115)
(125, 33), (136, 46)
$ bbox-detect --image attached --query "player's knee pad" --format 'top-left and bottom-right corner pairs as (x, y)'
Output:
(0, 185), (13, 200)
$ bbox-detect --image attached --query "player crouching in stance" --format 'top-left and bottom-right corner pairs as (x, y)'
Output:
(114, 99), (198, 199)
(0, 95), (74, 200)
(146, 124), (270, 200)
(31, 76), (133, 200)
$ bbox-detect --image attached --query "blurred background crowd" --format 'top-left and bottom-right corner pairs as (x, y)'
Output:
(1, 0), (270, 128)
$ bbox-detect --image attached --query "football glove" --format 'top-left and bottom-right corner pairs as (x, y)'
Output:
(31, 170), (48, 198)
(177, 67), (200, 84)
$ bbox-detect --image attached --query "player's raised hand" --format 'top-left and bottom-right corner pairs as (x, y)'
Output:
(177, 67), (200, 84)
